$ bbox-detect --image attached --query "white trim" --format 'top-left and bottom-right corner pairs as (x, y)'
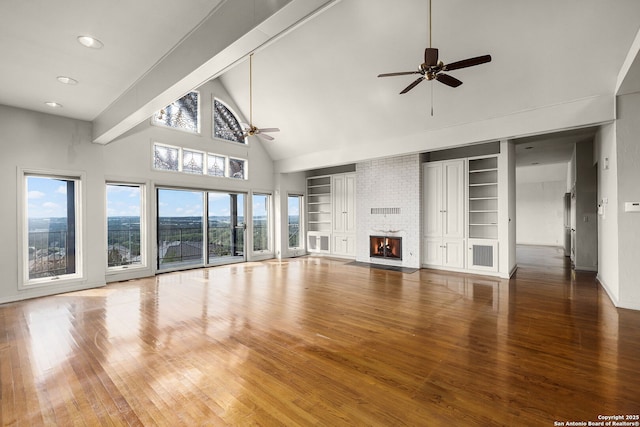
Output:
(105, 181), (148, 273)
(286, 192), (305, 253)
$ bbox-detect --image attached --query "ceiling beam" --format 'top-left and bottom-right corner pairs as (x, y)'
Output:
(92, 0), (339, 144)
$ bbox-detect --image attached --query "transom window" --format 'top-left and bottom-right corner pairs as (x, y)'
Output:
(153, 143), (247, 180)
(213, 99), (246, 144)
(152, 91), (200, 134)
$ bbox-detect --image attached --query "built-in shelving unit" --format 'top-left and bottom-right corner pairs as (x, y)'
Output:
(307, 175), (332, 253)
(307, 176), (332, 232)
(468, 156), (498, 240)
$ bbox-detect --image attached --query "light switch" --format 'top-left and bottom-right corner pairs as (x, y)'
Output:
(624, 202), (640, 212)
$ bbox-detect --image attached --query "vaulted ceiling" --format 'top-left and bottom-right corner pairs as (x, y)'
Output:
(2, 0), (640, 173)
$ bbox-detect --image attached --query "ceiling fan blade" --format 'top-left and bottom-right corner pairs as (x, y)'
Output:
(425, 48), (439, 66)
(258, 128), (280, 133)
(435, 73), (463, 88)
(259, 133), (275, 141)
(378, 71), (420, 77)
(444, 55), (492, 71)
(400, 77), (425, 94)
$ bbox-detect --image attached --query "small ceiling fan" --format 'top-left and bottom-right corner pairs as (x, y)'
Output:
(242, 53), (279, 141)
(377, 0), (491, 94)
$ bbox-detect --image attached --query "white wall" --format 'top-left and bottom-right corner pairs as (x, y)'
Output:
(355, 155), (421, 268)
(615, 92), (640, 310)
(594, 123), (619, 304)
(0, 79), (303, 302)
(516, 164), (568, 247)
(0, 105), (106, 303)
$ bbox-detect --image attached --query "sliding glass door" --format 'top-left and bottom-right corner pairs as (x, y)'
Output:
(157, 189), (204, 269)
(208, 192), (245, 264)
(157, 188), (246, 271)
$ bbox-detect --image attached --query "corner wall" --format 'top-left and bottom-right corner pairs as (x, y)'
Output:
(0, 105), (106, 303)
(615, 92), (640, 310)
(594, 123), (619, 304)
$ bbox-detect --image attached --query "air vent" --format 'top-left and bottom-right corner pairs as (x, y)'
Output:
(473, 245), (494, 267)
(371, 207), (401, 215)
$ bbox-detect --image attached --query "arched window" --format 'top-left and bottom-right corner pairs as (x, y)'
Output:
(213, 99), (246, 144)
(152, 91), (199, 134)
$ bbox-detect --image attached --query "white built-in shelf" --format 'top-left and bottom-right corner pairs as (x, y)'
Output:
(468, 156), (499, 240)
(307, 175), (333, 233)
(468, 168), (497, 174)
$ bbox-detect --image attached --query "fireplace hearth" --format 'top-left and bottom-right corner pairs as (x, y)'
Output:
(369, 236), (402, 260)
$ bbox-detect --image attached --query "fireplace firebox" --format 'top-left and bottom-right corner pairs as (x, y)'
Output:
(369, 236), (402, 260)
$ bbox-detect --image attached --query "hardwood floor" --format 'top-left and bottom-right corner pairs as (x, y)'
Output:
(1, 246), (639, 426)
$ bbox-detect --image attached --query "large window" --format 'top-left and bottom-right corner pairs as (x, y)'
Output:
(24, 173), (82, 284)
(287, 194), (303, 249)
(106, 183), (144, 269)
(252, 193), (271, 253)
(151, 91), (200, 134)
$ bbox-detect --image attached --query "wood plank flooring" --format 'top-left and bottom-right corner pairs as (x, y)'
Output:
(1, 245), (639, 426)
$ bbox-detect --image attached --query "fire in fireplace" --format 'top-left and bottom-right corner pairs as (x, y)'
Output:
(369, 236), (402, 260)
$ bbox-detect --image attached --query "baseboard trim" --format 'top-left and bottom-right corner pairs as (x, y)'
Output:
(0, 280), (106, 305)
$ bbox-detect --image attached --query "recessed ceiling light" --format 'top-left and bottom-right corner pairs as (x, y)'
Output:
(45, 101), (63, 108)
(57, 76), (78, 85)
(77, 35), (103, 49)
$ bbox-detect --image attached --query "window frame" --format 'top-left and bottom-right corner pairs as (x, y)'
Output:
(287, 193), (304, 251)
(150, 91), (201, 135)
(105, 182), (147, 272)
(251, 192), (273, 256)
(18, 168), (85, 289)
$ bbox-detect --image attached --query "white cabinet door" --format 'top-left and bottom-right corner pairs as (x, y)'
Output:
(443, 160), (465, 240)
(467, 239), (498, 272)
(423, 163), (443, 238)
(344, 173), (356, 234)
(443, 239), (465, 268)
(332, 174), (346, 232)
(333, 233), (356, 257)
(423, 237), (443, 266)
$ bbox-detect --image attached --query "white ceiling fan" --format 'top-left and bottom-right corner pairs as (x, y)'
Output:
(242, 53), (280, 141)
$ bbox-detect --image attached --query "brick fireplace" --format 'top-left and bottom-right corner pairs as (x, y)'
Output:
(355, 154), (421, 268)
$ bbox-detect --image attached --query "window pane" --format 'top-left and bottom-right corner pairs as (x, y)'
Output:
(288, 195), (301, 249)
(26, 176), (77, 279)
(252, 194), (270, 252)
(182, 149), (203, 174)
(107, 184), (143, 268)
(154, 144), (179, 171)
(229, 158), (246, 180)
(152, 91), (199, 133)
(207, 154), (226, 177)
(213, 99), (245, 143)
